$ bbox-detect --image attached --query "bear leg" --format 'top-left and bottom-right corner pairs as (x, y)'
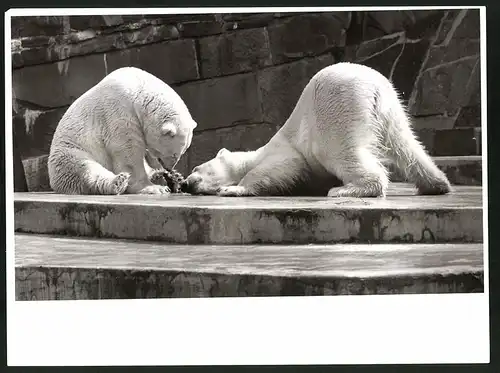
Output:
(111, 151), (170, 195)
(323, 147), (389, 198)
(49, 148), (130, 195)
(82, 159), (131, 195)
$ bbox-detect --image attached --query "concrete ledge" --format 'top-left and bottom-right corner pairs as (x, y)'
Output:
(14, 183), (483, 245)
(15, 234), (484, 300)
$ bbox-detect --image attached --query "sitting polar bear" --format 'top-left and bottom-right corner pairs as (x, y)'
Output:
(48, 67), (196, 195)
(183, 62), (451, 198)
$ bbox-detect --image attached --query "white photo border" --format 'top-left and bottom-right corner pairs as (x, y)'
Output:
(5, 6), (490, 366)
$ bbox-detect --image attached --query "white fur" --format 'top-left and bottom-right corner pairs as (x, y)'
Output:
(48, 67), (197, 195)
(185, 62), (452, 198)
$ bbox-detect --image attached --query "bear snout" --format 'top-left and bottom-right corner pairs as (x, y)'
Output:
(179, 179), (189, 193)
(183, 173), (202, 193)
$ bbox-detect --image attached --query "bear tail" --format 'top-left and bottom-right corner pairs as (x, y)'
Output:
(379, 95), (452, 195)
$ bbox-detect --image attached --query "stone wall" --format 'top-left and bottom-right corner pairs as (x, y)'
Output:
(11, 9), (481, 190)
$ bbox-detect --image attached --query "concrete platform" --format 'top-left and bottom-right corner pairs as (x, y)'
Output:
(15, 234), (484, 300)
(14, 183), (483, 245)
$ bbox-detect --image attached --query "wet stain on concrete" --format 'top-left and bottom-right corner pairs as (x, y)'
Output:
(259, 209), (320, 244)
(57, 203), (115, 238)
(182, 208), (212, 244)
(355, 209), (384, 243)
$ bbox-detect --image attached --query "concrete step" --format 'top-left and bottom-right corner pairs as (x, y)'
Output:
(15, 234), (484, 300)
(14, 183), (483, 245)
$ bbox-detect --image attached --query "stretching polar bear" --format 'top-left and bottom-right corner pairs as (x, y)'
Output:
(183, 62), (451, 198)
(48, 67), (196, 195)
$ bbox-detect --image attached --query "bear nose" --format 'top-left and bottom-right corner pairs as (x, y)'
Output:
(180, 180), (189, 193)
(182, 174), (201, 194)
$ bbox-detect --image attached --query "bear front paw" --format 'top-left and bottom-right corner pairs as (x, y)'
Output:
(139, 184), (171, 195)
(164, 169), (186, 193)
(110, 172), (131, 195)
(217, 186), (248, 197)
(149, 169), (169, 186)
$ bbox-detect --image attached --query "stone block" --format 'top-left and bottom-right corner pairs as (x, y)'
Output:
(258, 55), (335, 125)
(68, 15), (125, 31)
(199, 28), (273, 78)
(455, 105), (481, 128)
(11, 16), (67, 38)
(344, 33), (401, 62)
(13, 53), (107, 108)
(391, 40), (431, 103)
(433, 128), (480, 157)
(178, 20), (225, 38)
(434, 10), (462, 45)
(11, 44), (49, 69)
(363, 11), (411, 40)
(268, 13), (348, 64)
(405, 10), (446, 40)
(410, 56), (479, 116)
(13, 104), (68, 159)
(433, 156), (482, 186)
(434, 9), (480, 47)
(451, 9), (480, 40)
(141, 14), (217, 25)
(426, 39), (480, 68)
(220, 13), (276, 30)
(12, 24), (180, 68)
(174, 72), (262, 132)
(105, 39), (198, 84)
(412, 115), (456, 131)
(347, 10), (443, 46)
(415, 128), (480, 156)
(188, 122), (281, 170)
(221, 13), (274, 22)
(348, 37), (429, 103)
(22, 155), (51, 192)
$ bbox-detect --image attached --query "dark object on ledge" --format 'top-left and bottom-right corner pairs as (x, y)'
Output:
(150, 169), (186, 194)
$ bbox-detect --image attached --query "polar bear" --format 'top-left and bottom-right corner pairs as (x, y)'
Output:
(48, 67), (196, 195)
(183, 62), (451, 198)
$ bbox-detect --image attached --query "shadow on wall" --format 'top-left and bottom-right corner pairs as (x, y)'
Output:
(10, 9), (481, 191)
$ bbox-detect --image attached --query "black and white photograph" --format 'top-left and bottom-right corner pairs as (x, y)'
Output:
(6, 5), (490, 367)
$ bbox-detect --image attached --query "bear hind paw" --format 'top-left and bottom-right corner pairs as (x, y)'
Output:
(327, 183), (385, 198)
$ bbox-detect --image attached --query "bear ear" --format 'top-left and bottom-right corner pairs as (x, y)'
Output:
(161, 122), (177, 137)
(192, 120), (198, 129)
(217, 148), (229, 157)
